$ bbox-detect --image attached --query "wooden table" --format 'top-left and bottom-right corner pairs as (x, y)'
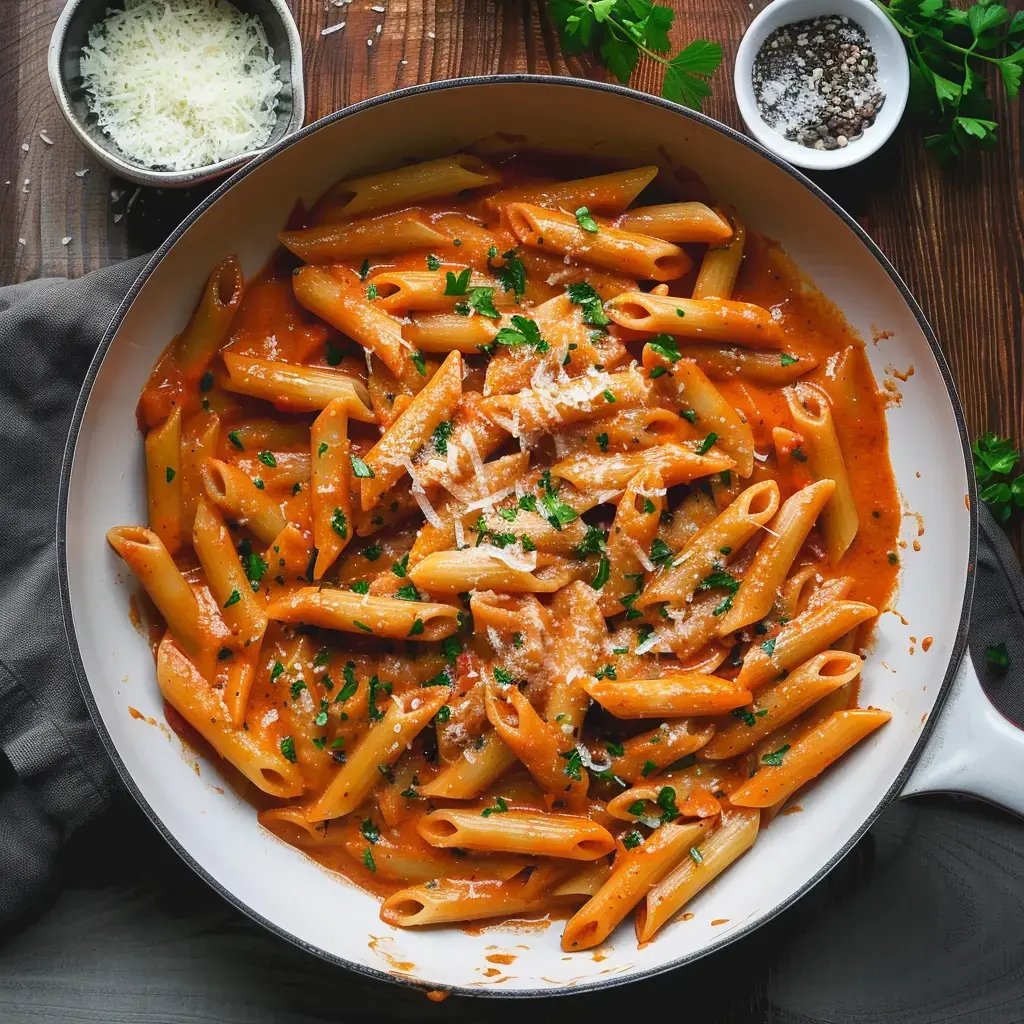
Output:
(2, 4), (1024, 1022)
(4, 0), (1022, 553)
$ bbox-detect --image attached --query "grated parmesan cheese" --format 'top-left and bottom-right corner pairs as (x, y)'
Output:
(80, 0), (282, 172)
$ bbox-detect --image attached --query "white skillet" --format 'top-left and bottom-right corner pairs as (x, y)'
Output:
(58, 77), (1024, 996)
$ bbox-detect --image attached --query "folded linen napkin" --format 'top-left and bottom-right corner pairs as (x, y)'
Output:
(0, 260), (1020, 930)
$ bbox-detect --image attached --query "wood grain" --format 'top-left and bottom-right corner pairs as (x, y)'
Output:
(0, 0), (1021, 564)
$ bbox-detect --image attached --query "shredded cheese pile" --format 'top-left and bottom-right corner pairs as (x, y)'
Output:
(80, 0), (282, 171)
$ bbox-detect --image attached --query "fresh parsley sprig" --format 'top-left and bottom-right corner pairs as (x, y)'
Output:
(548, 0), (723, 110)
(973, 432), (1024, 522)
(874, 0), (1024, 160)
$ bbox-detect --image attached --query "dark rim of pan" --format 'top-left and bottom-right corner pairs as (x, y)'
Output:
(55, 74), (978, 999)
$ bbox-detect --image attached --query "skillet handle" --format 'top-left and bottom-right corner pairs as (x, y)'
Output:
(901, 652), (1024, 817)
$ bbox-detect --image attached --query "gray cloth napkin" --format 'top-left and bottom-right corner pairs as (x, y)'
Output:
(0, 260), (1020, 932)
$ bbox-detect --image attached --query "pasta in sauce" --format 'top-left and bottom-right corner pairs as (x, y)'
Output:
(111, 152), (899, 951)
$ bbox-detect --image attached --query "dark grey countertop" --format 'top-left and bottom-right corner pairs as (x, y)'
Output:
(2, 792), (1022, 1023)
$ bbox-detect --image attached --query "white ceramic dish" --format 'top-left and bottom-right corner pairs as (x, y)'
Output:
(59, 77), (1024, 997)
(734, 0), (910, 171)
(47, 0), (306, 188)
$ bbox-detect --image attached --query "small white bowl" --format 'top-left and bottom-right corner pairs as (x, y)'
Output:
(734, 0), (909, 171)
(48, 0), (306, 188)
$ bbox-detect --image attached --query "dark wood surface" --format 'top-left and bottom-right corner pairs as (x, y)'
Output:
(3, 0), (1022, 550)
(2, 2), (1024, 1020)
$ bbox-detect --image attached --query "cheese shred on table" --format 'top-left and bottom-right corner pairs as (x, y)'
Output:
(80, 0), (282, 171)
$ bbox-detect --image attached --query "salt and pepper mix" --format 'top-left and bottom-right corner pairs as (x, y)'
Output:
(752, 15), (885, 152)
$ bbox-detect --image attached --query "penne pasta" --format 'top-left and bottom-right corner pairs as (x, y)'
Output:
(486, 165), (658, 214)
(561, 818), (712, 951)
(317, 154), (501, 219)
(718, 479), (835, 633)
(221, 350), (375, 419)
(418, 729), (518, 799)
(306, 687), (449, 820)
(699, 650), (862, 759)
(409, 548), (585, 595)
(417, 809), (615, 860)
(145, 406), (183, 554)
(179, 411), (221, 538)
(636, 808), (759, 942)
(200, 458), (287, 544)
(506, 203), (692, 281)
(581, 674), (753, 719)
(730, 708), (892, 808)
(737, 599), (878, 689)
(685, 344), (817, 384)
(309, 399), (353, 578)
(267, 587), (459, 641)
(380, 872), (548, 928)
(692, 211), (746, 300)
(601, 468), (665, 615)
(370, 270), (507, 315)
(785, 383), (859, 564)
(617, 202), (733, 243)
(173, 256), (244, 379)
(403, 311), (501, 353)
(279, 210), (449, 263)
(606, 291), (785, 347)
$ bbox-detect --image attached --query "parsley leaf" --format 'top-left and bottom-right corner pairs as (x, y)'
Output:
(279, 736), (296, 763)
(973, 433), (1024, 523)
(649, 333), (682, 362)
(481, 796), (509, 817)
(650, 537), (674, 568)
(560, 747), (584, 781)
(331, 508), (348, 539)
(761, 744), (791, 767)
(431, 420), (454, 455)
(467, 286), (501, 319)
(566, 281), (609, 326)
(494, 314), (549, 353)
(656, 785), (680, 823)
(444, 268), (471, 295)
(489, 248), (527, 300)
(351, 455), (375, 478)
(622, 830), (643, 850)
(696, 432), (719, 455)
(575, 206), (599, 232)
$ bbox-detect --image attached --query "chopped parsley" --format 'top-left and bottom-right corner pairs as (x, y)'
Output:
(426, 253), (441, 271)
(591, 556), (610, 590)
(362, 544), (382, 561)
(407, 619), (425, 637)
(649, 334), (682, 362)
(431, 420), (454, 455)
(642, 498), (656, 514)
(595, 664), (617, 681)
(650, 537), (674, 568)
(434, 705), (451, 724)
(378, 764), (394, 783)
(314, 698), (329, 727)
(367, 675), (392, 719)
(761, 638), (777, 656)
(444, 268), (471, 295)
(441, 636), (462, 660)
(681, 409), (698, 424)
(199, 371), (214, 392)
(227, 430), (243, 450)
(622, 830), (643, 850)
(493, 666), (515, 687)
(489, 248), (527, 300)
(279, 736), (296, 763)
(698, 570), (740, 595)
(656, 785), (680, 823)
(335, 662), (358, 703)
(358, 258), (370, 281)
(605, 740), (625, 757)
(566, 281), (609, 327)
(351, 455), (374, 478)
(689, 846), (704, 865)
(325, 341), (343, 366)
(596, 432), (609, 453)
(762, 744), (791, 767)
(422, 669), (453, 688)
(518, 493), (538, 513)
(317, 442), (328, 458)
(481, 796), (509, 817)
(289, 679), (307, 700)
(353, 620), (374, 633)
(361, 818), (380, 843)
(257, 450), (277, 468)
(627, 799), (646, 816)
(366, 283), (378, 301)
(351, 581), (370, 594)
(493, 314), (549, 353)
(411, 350), (426, 376)
(392, 553), (410, 577)
(560, 748), (584, 781)
(395, 583), (420, 601)
(780, 352), (799, 367)
(165, 467), (175, 483)
(696, 432), (719, 455)
(641, 759), (657, 777)
(466, 286), (501, 319)
(362, 848), (376, 873)
(649, 366), (668, 379)
(331, 508), (348, 539)
(223, 589), (241, 608)
(574, 206), (599, 232)
(269, 662), (285, 684)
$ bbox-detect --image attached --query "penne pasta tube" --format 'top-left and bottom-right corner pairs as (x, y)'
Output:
(267, 587), (459, 641)
(485, 681), (589, 806)
(403, 311), (501, 353)
(561, 818), (712, 951)
(371, 270), (508, 315)
(157, 635), (303, 798)
(780, 571), (853, 620)
(685, 345), (817, 384)
(486, 166), (658, 214)
(200, 458), (287, 545)
(179, 411), (221, 538)
(145, 406), (183, 554)
(692, 212), (746, 300)
(637, 481), (780, 609)
(307, 688), (449, 820)
(699, 650), (862, 760)
(482, 366), (649, 433)
(360, 350), (462, 509)
(477, 508), (589, 559)
(644, 351), (755, 476)
(601, 467), (665, 616)
(737, 599), (877, 689)
(106, 526), (207, 659)
(785, 383), (859, 564)
(718, 479), (835, 633)
(278, 210), (449, 263)
(597, 407), (691, 450)
(192, 497), (268, 648)
(617, 202), (733, 243)
(418, 729), (518, 799)
(609, 719), (716, 783)
(173, 256), (244, 379)
(318, 154), (501, 219)
(506, 203), (692, 281)
(223, 645), (260, 730)
(552, 443), (735, 495)
(380, 873), (547, 928)
(409, 548), (585, 595)
(605, 291), (785, 347)
(417, 809), (615, 860)
(552, 859), (615, 901)
(581, 674), (752, 719)
(309, 399), (352, 578)
(544, 582), (607, 733)
(291, 267), (422, 388)
(730, 708), (892, 808)
(635, 808), (759, 942)
(259, 806), (352, 848)
(415, 394), (509, 490)
(221, 351), (375, 419)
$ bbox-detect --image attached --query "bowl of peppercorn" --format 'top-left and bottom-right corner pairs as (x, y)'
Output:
(734, 0), (909, 170)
